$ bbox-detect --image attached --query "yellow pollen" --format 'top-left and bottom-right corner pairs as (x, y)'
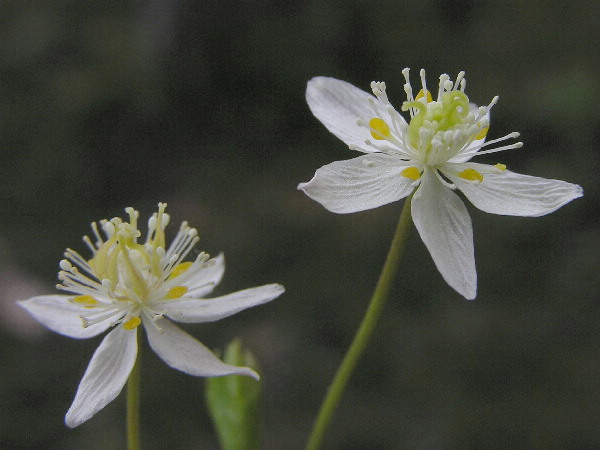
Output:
(494, 163), (507, 171)
(122, 316), (141, 330)
(459, 168), (484, 182)
(474, 125), (489, 140)
(169, 261), (193, 279)
(166, 286), (188, 300)
(401, 166), (421, 180)
(415, 89), (433, 103)
(369, 118), (390, 140)
(73, 295), (98, 306)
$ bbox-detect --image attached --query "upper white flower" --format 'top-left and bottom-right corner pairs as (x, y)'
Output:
(298, 69), (582, 299)
(18, 203), (284, 427)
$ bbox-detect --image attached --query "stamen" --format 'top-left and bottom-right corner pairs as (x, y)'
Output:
(474, 141), (523, 156)
(90, 221), (103, 248)
(102, 220), (116, 238)
(83, 235), (96, 253)
(402, 68), (412, 102)
(443, 79), (453, 92)
(125, 207), (138, 231)
(454, 71), (465, 91)
(466, 132), (522, 155)
(494, 163), (507, 171)
(81, 309), (123, 328)
(437, 74), (450, 101)
(419, 69), (427, 97)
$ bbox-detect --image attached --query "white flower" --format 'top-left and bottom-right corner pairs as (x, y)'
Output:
(298, 69), (582, 299)
(18, 203), (284, 427)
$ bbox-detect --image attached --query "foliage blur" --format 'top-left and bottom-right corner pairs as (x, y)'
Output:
(0, 0), (598, 448)
(206, 339), (262, 450)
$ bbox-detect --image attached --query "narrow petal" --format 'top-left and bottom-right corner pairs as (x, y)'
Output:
(185, 253), (225, 297)
(298, 154), (417, 213)
(306, 77), (402, 152)
(448, 164), (583, 216)
(412, 170), (477, 299)
(165, 284), (284, 323)
(144, 319), (259, 380)
(18, 295), (112, 339)
(65, 326), (138, 427)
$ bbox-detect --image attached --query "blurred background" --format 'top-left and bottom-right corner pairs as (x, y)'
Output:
(0, 0), (598, 448)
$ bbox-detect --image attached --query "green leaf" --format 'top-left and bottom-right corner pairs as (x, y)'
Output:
(205, 339), (262, 450)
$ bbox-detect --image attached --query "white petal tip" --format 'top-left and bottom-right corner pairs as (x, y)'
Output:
(245, 367), (260, 381)
(65, 410), (86, 428)
(64, 417), (79, 429)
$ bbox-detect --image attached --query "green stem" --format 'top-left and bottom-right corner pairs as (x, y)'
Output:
(305, 196), (413, 450)
(127, 336), (141, 450)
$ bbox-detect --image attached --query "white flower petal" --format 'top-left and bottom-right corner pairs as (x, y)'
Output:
(65, 326), (138, 427)
(165, 284), (284, 323)
(185, 253), (225, 297)
(298, 154), (417, 213)
(306, 77), (402, 152)
(17, 295), (113, 339)
(412, 170), (477, 299)
(449, 164), (584, 216)
(144, 319), (259, 380)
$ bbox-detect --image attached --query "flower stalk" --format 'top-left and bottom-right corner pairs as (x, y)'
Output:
(127, 339), (141, 450)
(306, 194), (413, 450)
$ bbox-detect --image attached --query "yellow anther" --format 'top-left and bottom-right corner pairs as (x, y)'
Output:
(166, 286), (188, 300)
(474, 126), (489, 140)
(459, 168), (484, 182)
(415, 89), (433, 103)
(73, 295), (98, 306)
(400, 166), (421, 180)
(122, 316), (141, 330)
(169, 261), (193, 279)
(494, 163), (507, 171)
(369, 118), (390, 140)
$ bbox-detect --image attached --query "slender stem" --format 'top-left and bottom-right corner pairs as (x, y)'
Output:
(305, 196), (413, 450)
(127, 335), (142, 450)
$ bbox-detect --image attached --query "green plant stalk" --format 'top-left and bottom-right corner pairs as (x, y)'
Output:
(305, 195), (413, 450)
(127, 336), (141, 450)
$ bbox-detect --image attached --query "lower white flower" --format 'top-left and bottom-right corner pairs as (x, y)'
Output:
(298, 69), (582, 299)
(18, 203), (284, 427)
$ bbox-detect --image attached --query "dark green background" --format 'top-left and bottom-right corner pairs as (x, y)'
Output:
(1, 1), (598, 448)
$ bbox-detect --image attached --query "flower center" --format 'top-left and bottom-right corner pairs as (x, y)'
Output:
(57, 203), (206, 330)
(400, 88), (484, 166)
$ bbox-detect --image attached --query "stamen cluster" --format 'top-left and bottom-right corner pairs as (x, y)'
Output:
(57, 203), (212, 330)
